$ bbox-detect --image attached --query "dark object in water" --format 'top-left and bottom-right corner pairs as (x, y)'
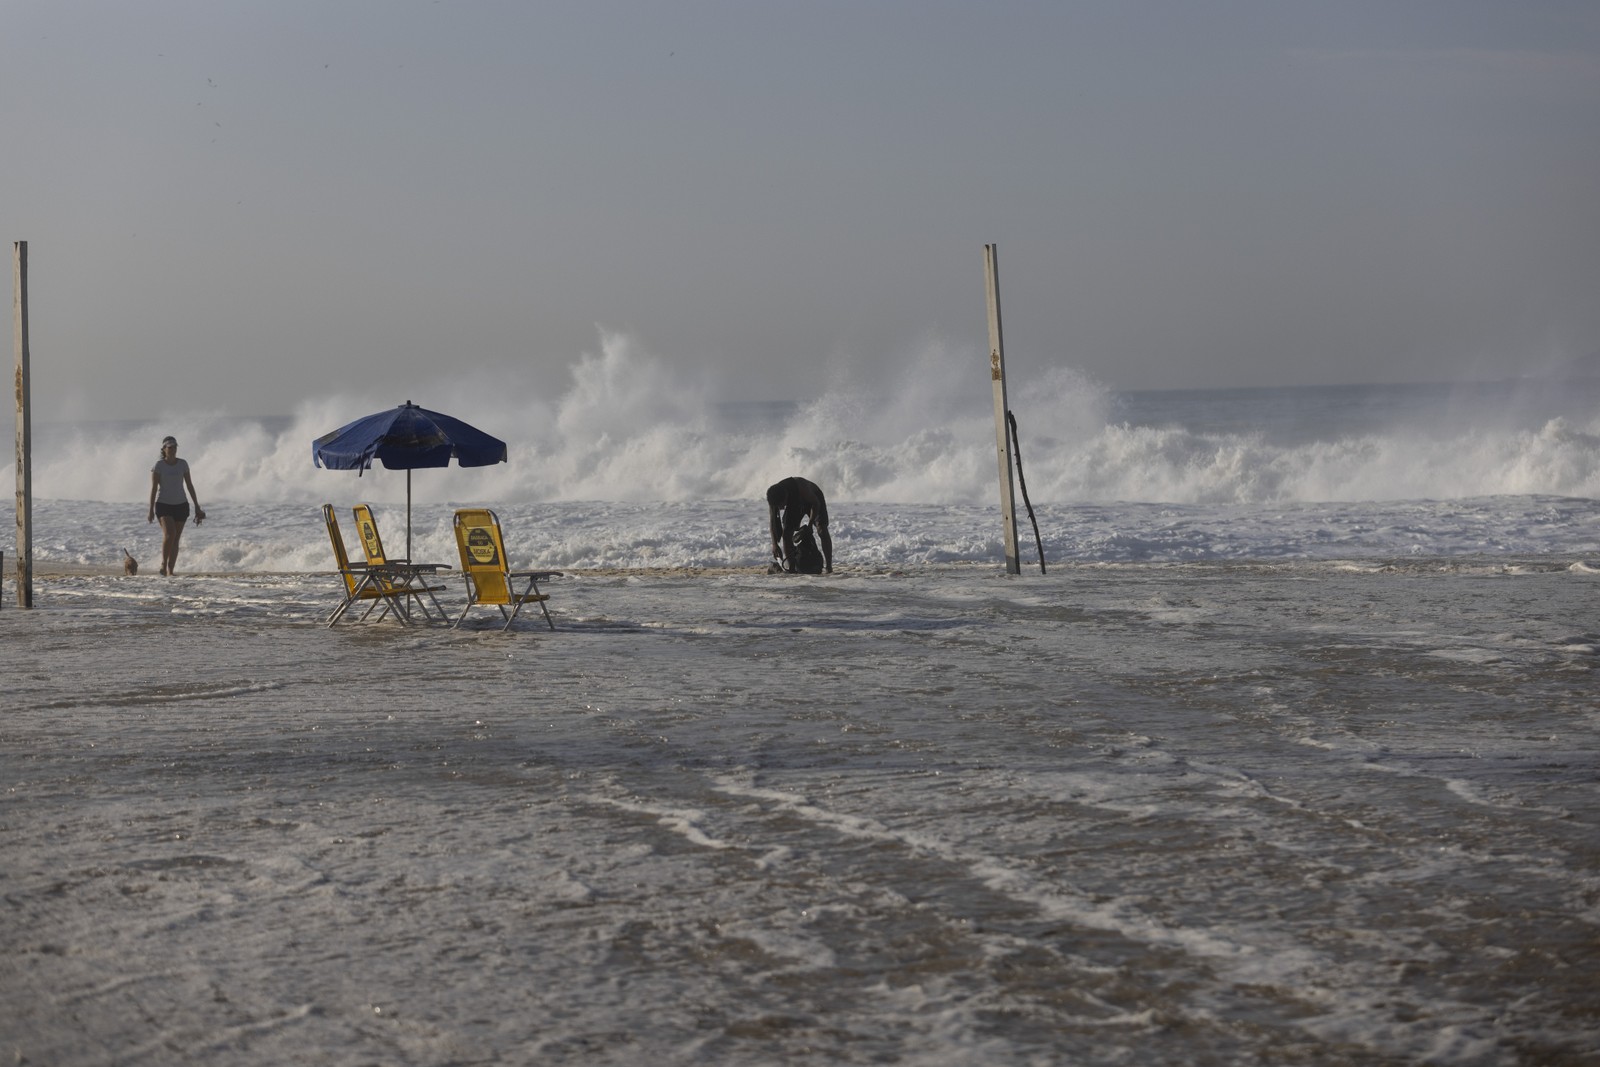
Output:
(122, 548), (139, 575)
(790, 523), (825, 575)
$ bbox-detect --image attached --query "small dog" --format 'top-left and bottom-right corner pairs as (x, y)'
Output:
(122, 548), (139, 575)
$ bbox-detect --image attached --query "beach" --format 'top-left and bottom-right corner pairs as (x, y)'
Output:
(4, 558), (1597, 1065)
(4, 375), (1599, 1063)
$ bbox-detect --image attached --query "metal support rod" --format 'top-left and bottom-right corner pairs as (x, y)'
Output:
(983, 244), (1021, 575)
(14, 241), (33, 608)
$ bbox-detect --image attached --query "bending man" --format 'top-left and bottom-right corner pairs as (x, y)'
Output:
(767, 476), (833, 574)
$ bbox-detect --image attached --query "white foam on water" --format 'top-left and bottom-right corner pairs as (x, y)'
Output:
(9, 340), (1600, 571)
(10, 341), (1600, 514)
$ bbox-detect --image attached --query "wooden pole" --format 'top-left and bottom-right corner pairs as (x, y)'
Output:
(983, 244), (1021, 575)
(14, 241), (33, 608)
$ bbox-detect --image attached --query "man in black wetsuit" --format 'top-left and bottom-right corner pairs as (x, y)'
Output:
(767, 476), (833, 574)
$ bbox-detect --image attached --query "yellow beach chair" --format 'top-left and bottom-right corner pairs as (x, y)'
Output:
(452, 508), (560, 631)
(351, 503), (451, 623)
(323, 503), (411, 626)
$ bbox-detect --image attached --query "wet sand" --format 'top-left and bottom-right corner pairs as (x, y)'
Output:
(4, 562), (1598, 1065)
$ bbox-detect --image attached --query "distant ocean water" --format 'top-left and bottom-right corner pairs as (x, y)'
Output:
(6, 354), (1599, 572)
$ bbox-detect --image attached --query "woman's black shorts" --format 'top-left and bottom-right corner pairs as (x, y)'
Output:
(155, 501), (190, 522)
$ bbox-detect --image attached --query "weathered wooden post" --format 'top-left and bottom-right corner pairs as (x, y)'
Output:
(983, 244), (1021, 575)
(14, 240), (33, 608)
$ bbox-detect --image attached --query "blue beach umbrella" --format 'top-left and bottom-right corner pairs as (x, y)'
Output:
(313, 400), (508, 558)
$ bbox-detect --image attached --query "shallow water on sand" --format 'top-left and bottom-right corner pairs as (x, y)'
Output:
(3, 561), (1598, 1065)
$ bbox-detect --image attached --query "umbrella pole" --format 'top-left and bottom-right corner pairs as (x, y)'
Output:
(406, 469), (412, 560)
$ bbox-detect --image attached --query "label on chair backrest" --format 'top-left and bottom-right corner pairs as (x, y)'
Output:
(464, 526), (499, 567)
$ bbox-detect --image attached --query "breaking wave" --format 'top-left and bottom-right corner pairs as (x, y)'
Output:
(11, 331), (1600, 507)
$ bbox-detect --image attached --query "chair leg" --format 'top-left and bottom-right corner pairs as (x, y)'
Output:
(328, 588), (359, 626)
(453, 586), (479, 630)
(504, 576), (545, 631)
(519, 574), (555, 630)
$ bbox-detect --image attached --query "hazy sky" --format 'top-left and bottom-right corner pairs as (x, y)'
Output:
(5, 0), (1599, 418)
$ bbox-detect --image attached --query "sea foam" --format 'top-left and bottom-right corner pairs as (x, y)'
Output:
(7, 334), (1600, 570)
(12, 333), (1600, 508)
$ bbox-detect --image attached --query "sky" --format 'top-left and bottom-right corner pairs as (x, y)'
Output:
(4, 0), (1600, 419)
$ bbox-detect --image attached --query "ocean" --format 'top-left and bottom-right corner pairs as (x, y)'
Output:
(3, 350), (1599, 1064)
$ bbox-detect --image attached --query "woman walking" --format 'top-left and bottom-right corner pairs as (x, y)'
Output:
(147, 435), (205, 576)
